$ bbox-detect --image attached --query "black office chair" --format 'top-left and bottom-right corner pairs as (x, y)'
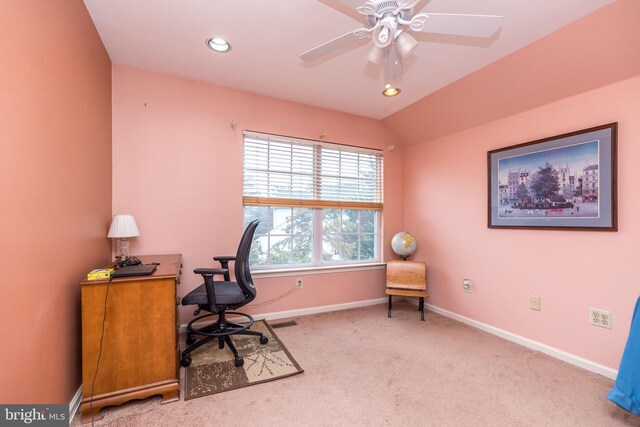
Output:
(180, 219), (267, 368)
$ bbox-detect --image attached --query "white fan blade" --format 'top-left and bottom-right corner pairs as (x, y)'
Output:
(357, 2), (377, 16)
(396, 0), (420, 10)
(336, 0), (367, 10)
(299, 28), (371, 62)
(410, 13), (503, 38)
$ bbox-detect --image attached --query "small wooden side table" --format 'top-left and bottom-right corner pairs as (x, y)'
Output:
(386, 260), (428, 321)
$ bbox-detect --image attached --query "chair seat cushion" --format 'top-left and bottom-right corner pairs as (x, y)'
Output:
(182, 281), (247, 307)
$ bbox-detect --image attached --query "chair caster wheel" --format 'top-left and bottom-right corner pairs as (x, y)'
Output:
(181, 356), (192, 367)
(186, 333), (197, 345)
(234, 357), (244, 367)
(260, 336), (268, 345)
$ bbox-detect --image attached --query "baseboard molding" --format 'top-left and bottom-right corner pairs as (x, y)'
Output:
(69, 385), (83, 424)
(178, 296), (617, 380)
(179, 297), (388, 333)
(416, 301), (618, 380)
(255, 297), (389, 322)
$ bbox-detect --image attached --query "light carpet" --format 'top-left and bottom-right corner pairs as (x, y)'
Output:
(72, 302), (640, 426)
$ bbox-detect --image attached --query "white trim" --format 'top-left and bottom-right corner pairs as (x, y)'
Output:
(179, 295), (618, 380)
(414, 301), (618, 379)
(252, 262), (385, 279)
(179, 297), (387, 333)
(69, 385), (83, 424)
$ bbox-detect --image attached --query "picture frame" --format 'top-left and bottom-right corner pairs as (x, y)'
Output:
(488, 123), (617, 231)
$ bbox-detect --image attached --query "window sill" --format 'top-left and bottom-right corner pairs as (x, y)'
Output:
(251, 262), (386, 279)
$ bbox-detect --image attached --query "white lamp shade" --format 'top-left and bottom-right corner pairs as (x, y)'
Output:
(367, 45), (385, 64)
(396, 32), (418, 58)
(107, 214), (140, 238)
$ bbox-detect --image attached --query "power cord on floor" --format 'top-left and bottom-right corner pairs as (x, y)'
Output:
(89, 276), (113, 426)
(247, 285), (300, 308)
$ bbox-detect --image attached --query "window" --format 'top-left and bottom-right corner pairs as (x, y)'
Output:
(243, 131), (383, 269)
(322, 209), (377, 262)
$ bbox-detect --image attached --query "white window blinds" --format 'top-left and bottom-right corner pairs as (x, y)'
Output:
(243, 131), (383, 210)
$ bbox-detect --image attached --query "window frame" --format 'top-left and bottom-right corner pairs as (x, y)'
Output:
(245, 205), (381, 271)
(243, 131), (384, 271)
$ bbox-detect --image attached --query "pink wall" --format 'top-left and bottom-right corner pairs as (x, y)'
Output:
(402, 75), (640, 369)
(384, 0), (640, 146)
(0, 0), (112, 403)
(112, 65), (403, 319)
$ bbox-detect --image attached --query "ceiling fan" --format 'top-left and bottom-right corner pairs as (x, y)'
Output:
(300, 0), (504, 82)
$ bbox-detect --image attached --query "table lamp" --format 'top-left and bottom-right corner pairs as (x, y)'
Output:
(107, 214), (140, 260)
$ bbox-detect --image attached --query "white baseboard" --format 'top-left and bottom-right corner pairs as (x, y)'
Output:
(69, 385), (83, 424)
(415, 300), (618, 380)
(178, 296), (618, 380)
(179, 297), (388, 333)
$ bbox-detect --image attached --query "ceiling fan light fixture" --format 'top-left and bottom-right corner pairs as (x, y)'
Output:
(207, 37), (231, 53)
(384, 47), (403, 81)
(372, 20), (394, 48)
(367, 45), (384, 64)
(396, 32), (418, 58)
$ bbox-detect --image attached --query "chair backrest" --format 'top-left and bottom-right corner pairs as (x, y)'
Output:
(386, 260), (426, 291)
(234, 219), (260, 302)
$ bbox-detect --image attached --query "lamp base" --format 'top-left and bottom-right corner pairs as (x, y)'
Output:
(117, 238), (130, 260)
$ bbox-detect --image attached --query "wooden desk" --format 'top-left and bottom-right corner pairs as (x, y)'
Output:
(80, 254), (182, 423)
(386, 260), (428, 321)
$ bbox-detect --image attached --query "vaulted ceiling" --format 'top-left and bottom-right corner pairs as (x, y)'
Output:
(84, 0), (615, 121)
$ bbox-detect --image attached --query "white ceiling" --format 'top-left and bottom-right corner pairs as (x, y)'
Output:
(83, 0), (613, 120)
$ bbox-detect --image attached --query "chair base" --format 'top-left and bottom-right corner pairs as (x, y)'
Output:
(181, 310), (268, 368)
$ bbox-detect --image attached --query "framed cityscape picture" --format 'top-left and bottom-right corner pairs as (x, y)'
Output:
(488, 123), (617, 231)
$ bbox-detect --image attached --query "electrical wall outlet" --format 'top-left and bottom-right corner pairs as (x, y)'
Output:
(295, 277), (304, 288)
(530, 296), (541, 311)
(589, 308), (611, 329)
(463, 278), (473, 293)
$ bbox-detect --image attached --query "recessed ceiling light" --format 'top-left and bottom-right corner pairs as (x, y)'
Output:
(382, 84), (400, 97)
(207, 37), (231, 53)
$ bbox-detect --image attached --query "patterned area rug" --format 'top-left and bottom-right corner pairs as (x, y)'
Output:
(184, 320), (303, 400)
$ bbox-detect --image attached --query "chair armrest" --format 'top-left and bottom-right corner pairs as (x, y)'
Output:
(212, 256), (235, 281)
(193, 268), (227, 308)
(194, 268), (228, 276)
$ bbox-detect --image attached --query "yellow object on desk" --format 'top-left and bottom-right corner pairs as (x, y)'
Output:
(86, 268), (114, 280)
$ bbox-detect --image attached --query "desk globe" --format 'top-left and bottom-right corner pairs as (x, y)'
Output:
(391, 231), (417, 260)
